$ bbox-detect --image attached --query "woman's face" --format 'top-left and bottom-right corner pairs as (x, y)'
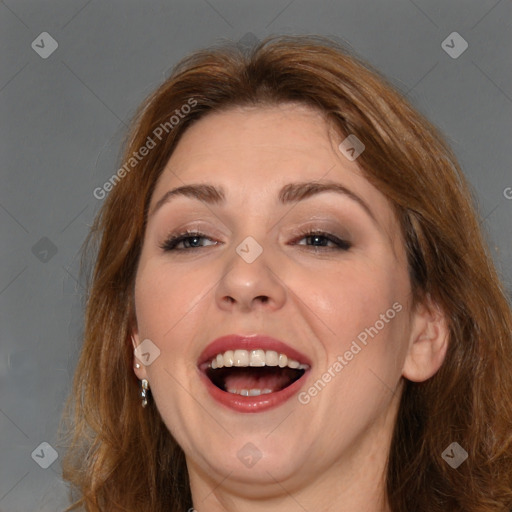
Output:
(132, 104), (442, 503)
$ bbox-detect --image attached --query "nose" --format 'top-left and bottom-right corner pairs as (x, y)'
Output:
(215, 239), (287, 313)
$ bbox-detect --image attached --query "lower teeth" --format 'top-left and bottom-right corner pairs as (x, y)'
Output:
(227, 388), (273, 396)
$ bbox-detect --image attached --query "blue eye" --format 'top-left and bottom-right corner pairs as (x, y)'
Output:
(294, 230), (351, 251)
(160, 231), (217, 251)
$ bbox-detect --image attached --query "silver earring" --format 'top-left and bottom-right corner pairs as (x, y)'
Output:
(135, 363), (141, 369)
(141, 379), (149, 408)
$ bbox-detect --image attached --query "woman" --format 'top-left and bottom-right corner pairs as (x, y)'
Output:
(60, 35), (512, 511)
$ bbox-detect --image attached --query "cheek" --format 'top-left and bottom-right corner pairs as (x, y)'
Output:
(313, 267), (409, 422)
(299, 258), (405, 337)
(133, 260), (210, 431)
(134, 258), (209, 338)
(304, 261), (412, 401)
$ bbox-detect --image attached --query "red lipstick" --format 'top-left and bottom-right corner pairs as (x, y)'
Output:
(198, 334), (312, 368)
(197, 334), (311, 413)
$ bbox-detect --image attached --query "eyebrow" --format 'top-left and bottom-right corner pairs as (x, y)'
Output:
(149, 180), (378, 225)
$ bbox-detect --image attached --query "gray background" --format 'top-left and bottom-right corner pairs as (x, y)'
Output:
(1, 0), (511, 510)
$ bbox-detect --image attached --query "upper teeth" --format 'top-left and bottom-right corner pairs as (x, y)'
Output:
(209, 349), (309, 370)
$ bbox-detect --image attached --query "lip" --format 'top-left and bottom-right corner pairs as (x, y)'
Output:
(197, 334), (312, 368)
(197, 334), (312, 413)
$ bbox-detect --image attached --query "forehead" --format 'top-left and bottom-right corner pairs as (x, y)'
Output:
(150, 104), (399, 242)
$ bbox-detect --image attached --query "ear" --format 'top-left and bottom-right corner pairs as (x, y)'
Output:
(131, 326), (148, 381)
(402, 295), (449, 382)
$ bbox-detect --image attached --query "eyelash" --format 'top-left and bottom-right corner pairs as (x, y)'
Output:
(159, 229), (351, 252)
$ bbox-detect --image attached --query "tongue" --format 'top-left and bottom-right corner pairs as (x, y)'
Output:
(224, 368), (294, 393)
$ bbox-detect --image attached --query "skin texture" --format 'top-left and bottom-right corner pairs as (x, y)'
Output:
(132, 104), (449, 512)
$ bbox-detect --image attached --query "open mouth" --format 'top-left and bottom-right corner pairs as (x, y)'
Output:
(200, 349), (310, 396)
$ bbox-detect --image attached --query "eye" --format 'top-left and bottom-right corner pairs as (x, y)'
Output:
(159, 230), (218, 251)
(159, 229), (351, 252)
(292, 230), (351, 251)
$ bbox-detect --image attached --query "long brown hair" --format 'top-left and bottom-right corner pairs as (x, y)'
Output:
(59, 35), (512, 511)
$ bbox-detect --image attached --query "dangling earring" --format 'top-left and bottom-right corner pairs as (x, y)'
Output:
(141, 379), (150, 408)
